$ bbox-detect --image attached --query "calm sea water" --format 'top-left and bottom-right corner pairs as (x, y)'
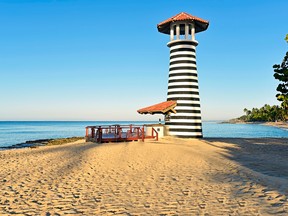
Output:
(0, 121), (288, 148)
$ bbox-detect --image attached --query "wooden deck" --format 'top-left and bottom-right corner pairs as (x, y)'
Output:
(85, 125), (158, 143)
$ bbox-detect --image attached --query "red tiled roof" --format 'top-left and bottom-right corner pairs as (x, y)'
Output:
(157, 12), (209, 35)
(137, 101), (177, 115)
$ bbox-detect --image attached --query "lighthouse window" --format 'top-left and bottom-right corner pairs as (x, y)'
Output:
(165, 114), (170, 122)
(180, 24), (185, 33)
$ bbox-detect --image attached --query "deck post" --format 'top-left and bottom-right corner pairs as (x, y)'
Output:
(96, 129), (99, 142)
(119, 128), (122, 139)
(142, 126), (145, 142)
(137, 128), (140, 139)
(91, 128), (95, 138)
(99, 126), (102, 143)
(155, 129), (159, 141)
(85, 127), (89, 137)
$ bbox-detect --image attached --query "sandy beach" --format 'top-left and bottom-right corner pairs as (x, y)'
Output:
(0, 137), (287, 215)
(263, 122), (288, 130)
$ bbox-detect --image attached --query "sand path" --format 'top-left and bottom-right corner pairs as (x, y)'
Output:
(0, 137), (287, 215)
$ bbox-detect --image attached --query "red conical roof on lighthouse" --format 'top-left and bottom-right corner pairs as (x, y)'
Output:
(157, 12), (209, 35)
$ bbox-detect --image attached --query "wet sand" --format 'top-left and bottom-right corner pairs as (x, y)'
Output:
(263, 121), (288, 129)
(0, 137), (287, 215)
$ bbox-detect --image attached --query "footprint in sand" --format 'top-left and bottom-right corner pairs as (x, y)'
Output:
(198, 203), (206, 209)
(182, 189), (190, 196)
(216, 197), (225, 203)
(237, 200), (246, 207)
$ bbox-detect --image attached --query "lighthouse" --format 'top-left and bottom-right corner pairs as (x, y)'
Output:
(157, 12), (209, 138)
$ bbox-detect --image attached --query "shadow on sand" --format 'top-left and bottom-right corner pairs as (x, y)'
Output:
(203, 138), (288, 194)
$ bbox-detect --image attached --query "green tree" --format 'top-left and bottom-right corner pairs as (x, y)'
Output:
(273, 36), (288, 120)
(239, 105), (285, 122)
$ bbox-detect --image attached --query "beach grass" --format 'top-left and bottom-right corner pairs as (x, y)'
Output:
(45, 137), (84, 146)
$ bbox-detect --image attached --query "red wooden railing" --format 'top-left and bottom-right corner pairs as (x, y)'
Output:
(85, 124), (158, 143)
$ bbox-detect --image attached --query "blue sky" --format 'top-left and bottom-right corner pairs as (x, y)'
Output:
(0, 0), (287, 121)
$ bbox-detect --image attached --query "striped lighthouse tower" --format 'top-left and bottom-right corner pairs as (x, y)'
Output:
(157, 12), (209, 138)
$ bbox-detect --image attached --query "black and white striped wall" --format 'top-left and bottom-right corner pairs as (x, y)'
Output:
(165, 23), (203, 138)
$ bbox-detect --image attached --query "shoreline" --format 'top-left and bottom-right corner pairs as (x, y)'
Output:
(262, 121), (288, 129)
(222, 120), (288, 129)
(0, 137), (84, 150)
(2, 121), (288, 151)
(1, 121), (288, 151)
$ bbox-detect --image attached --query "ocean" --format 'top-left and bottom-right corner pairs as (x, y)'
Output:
(0, 121), (288, 148)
